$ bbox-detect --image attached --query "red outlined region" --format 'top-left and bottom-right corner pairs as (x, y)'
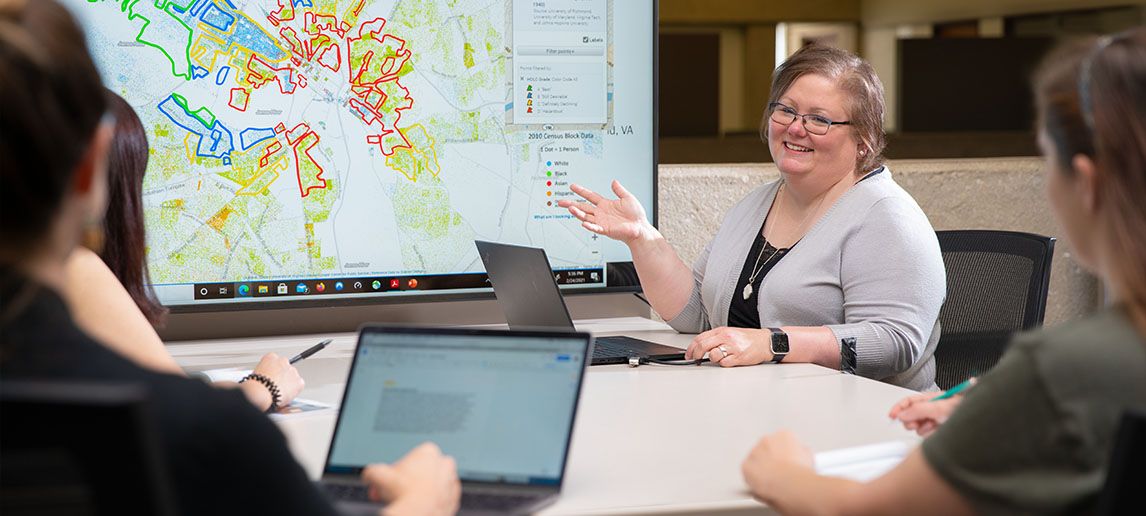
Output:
(346, 19), (415, 157)
(259, 140), (283, 168)
(286, 123), (327, 198)
(307, 12), (350, 39)
(228, 88), (250, 111)
(266, 0), (295, 26)
(240, 5), (430, 195)
(317, 42), (341, 72)
(245, 54), (300, 95)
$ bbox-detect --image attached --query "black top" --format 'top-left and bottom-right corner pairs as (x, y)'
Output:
(728, 221), (789, 329)
(0, 272), (336, 516)
(727, 167), (886, 329)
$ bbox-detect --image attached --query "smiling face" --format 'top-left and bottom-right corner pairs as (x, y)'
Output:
(766, 74), (860, 181)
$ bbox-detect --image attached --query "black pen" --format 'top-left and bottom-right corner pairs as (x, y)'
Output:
(289, 338), (332, 364)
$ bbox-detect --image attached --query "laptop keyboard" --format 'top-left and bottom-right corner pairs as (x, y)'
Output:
(594, 335), (672, 359)
(323, 482), (538, 512)
(460, 491), (540, 511)
(323, 482), (370, 501)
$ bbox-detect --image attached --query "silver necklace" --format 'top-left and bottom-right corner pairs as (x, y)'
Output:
(742, 241), (781, 300)
(742, 184), (825, 300)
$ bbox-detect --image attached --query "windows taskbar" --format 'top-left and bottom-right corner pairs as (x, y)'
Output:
(191, 268), (606, 300)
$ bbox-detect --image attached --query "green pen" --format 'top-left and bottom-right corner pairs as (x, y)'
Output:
(931, 378), (975, 402)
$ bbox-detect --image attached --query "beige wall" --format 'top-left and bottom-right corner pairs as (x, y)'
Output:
(657, 158), (1099, 328)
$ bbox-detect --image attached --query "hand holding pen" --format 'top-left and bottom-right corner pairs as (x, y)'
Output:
(243, 339), (329, 412)
(290, 338), (333, 364)
(887, 378), (977, 436)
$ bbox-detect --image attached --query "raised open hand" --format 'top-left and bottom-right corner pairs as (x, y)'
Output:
(557, 180), (651, 244)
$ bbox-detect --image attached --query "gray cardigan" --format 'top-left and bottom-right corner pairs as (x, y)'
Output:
(666, 169), (945, 391)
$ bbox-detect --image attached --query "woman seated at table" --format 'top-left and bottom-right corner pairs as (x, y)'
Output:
(60, 89), (303, 413)
(560, 45), (945, 390)
(740, 28), (1146, 514)
(0, 1), (458, 514)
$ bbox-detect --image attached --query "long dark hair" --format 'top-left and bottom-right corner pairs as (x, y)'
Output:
(0, 0), (108, 264)
(101, 90), (168, 327)
(1034, 28), (1146, 334)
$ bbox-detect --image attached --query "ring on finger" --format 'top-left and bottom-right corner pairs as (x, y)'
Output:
(718, 345), (731, 358)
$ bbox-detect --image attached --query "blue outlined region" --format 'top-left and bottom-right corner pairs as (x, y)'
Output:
(293, 0), (314, 7)
(180, 0), (209, 17)
(157, 94), (235, 160)
(192, 65), (210, 79)
(231, 15), (287, 61)
(200, 2), (236, 31)
(215, 65), (231, 85)
(239, 127), (276, 150)
(166, 0), (288, 63)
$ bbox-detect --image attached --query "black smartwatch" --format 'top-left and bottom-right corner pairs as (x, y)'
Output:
(768, 327), (789, 363)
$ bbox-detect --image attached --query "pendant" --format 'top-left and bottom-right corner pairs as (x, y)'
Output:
(742, 283), (753, 300)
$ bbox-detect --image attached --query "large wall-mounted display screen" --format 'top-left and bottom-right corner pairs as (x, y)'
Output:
(67, 0), (655, 309)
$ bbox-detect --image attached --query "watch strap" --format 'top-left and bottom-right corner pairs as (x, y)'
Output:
(768, 327), (788, 363)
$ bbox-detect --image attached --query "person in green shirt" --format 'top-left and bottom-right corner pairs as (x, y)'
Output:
(739, 27), (1146, 515)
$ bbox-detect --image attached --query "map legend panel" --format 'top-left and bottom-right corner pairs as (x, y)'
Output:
(512, 0), (608, 125)
(545, 159), (573, 209)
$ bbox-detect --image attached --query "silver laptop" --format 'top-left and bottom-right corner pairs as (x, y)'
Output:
(476, 240), (686, 365)
(319, 325), (592, 515)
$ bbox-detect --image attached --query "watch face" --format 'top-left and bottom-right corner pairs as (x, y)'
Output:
(772, 332), (790, 354)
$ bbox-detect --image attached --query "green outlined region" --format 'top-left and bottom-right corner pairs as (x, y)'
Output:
(111, 0), (196, 80)
(170, 93), (216, 127)
(80, 0), (508, 284)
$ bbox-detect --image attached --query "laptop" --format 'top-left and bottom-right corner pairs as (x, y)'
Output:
(320, 325), (592, 515)
(476, 240), (687, 365)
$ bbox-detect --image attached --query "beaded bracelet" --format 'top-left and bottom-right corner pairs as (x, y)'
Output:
(240, 372), (282, 413)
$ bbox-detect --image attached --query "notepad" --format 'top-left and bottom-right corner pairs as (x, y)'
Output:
(192, 367), (250, 384)
(192, 367), (334, 418)
(814, 440), (913, 482)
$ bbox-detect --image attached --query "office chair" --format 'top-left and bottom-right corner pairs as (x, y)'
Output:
(1097, 409), (1146, 515)
(934, 230), (1056, 389)
(0, 380), (176, 516)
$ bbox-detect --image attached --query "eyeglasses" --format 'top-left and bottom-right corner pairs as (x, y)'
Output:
(768, 102), (850, 135)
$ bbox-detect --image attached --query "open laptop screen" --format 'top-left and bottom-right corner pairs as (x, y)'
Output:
(327, 328), (590, 486)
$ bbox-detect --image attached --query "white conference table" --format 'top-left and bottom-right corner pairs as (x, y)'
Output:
(169, 317), (921, 515)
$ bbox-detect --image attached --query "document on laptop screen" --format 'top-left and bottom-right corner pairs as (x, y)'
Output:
(329, 332), (585, 484)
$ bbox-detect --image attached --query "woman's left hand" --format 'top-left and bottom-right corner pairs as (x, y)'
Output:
(685, 326), (772, 366)
(741, 431), (815, 500)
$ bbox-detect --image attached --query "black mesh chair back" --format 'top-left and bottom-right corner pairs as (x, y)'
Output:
(0, 380), (176, 516)
(934, 230), (1055, 389)
(1098, 409), (1146, 515)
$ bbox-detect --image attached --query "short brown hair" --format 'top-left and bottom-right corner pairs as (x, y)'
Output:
(1034, 28), (1146, 333)
(762, 44), (886, 174)
(0, 0), (108, 262)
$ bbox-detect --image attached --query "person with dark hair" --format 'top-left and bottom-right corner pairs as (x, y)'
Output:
(96, 89), (168, 326)
(61, 90), (306, 412)
(560, 44), (945, 390)
(740, 28), (1146, 514)
(0, 1), (459, 514)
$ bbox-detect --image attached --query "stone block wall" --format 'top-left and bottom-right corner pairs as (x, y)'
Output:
(657, 157), (1098, 327)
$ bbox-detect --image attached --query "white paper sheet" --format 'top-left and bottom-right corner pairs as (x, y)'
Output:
(814, 440), (913, 482)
